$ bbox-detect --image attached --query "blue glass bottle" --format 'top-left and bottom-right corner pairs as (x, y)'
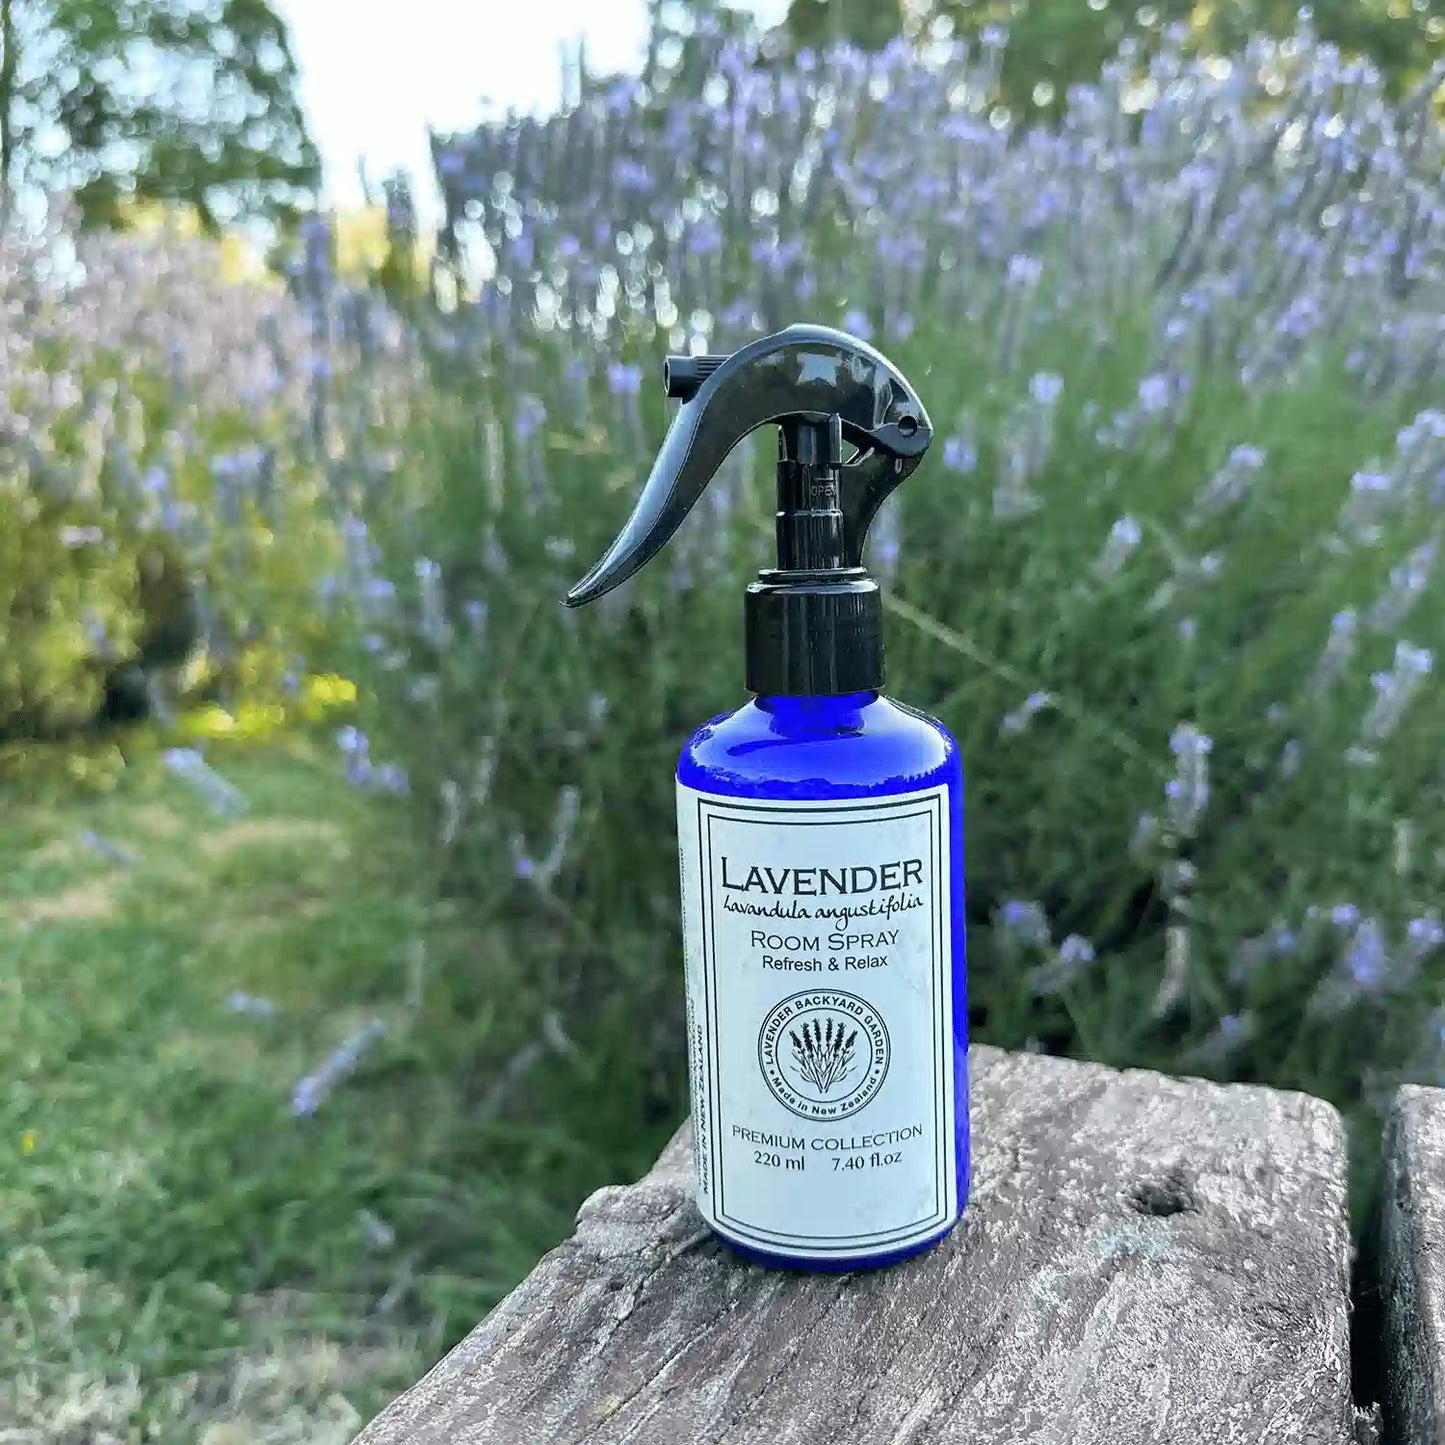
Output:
(569, 325), (966, 1270)
(677, 690), (968, 1271)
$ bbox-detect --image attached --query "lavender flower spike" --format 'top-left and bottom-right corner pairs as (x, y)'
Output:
(291, 1019), (386, 1117)
(1187, 444), (1265, 526)
(1183, 1012), (1255, 1071)
(1095, 516), (1142, 581)
(998, 899), (1051, 949)
(942, 435), (978, 474)
(1361, 641), (1433, 741)
(999, 690), (1055, 737)
(513, 786), (582, 891)
(1027, 934), (1096, 996)
(226, 991), (278, 1019)
(415, 557), (453, 648)
(1309, 610), (1357, 696)
(1408, 916), (1445, 958)
(1367, 538), (1438, 632)
(1165, 724), (1212, 837)
(163, 748), (248, 819)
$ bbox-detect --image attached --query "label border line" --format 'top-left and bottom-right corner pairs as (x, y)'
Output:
(690, 787), (951, 1252)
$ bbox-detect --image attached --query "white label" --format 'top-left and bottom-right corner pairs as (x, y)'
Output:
(677, 783), (957, 1259)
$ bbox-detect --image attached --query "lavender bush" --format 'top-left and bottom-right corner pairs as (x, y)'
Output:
(0, 212), (406, 739)
(338, 13), (1445, 1140)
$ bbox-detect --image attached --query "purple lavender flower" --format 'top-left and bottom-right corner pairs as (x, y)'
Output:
(336, 728), (408, 795)
(1027, 933), (1095, 996)
(373, 764), (410, 796)
(1028, 372), (1063, 406)
(511, 786), (581, 890)
(1006, 254), (1041, 288)
(1406, 916), (1445, 967)
(290, 1020), (386, 1117)
(163, 748), (248, 818)
(1339, 471), (1395, 543)
(1229, 926), (1297, 985)
(1095, 516), (1142, 581)
(1184, 1012), (1255, 1070)
(1188, 445), (1265, 526)
(1309, 610), (1358, 695)
(415, 557), (451, 648)
(999, 690), (1054, 736)
(1367, 539), (1438, 632)
(1137, 374), (1174, 415)
(1362, 641), (1433, 741)
(358, 1209), (396, 1252)
(514, 394), (547, 442)
(998, 899), (1051, 948)
(78, 829), (138, 867)
(1345, 919), (1389, 989)
(606, 362), (643, 396)
(1165, 724), (1212, 836)
(226, 991), (278, 1019)
(1310, 914), (1400, 1015)
(336, 726), (371, 785)
(1130, 811), (1162, 861)
(943, 435), (978, 474)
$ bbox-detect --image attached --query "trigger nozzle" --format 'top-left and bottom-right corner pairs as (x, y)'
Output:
(663, 354), (727, 401)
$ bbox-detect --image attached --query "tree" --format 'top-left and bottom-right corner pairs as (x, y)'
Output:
(0, 0), (319, 233)
(781, 0), (1445, 109)
(784, 0), (906, 56)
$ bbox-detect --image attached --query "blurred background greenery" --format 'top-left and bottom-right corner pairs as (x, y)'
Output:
(1, 1), (1443, 1439)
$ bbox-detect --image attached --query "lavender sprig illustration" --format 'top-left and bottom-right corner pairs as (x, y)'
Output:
(789, 1018), (858, 1093)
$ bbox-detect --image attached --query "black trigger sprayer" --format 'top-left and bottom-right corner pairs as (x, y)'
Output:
(566, 323), (933, 695)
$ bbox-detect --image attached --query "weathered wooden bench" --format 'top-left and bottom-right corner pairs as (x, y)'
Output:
(356, 1045), (1356, 1444)
(1380, 1083), (1445, 1444)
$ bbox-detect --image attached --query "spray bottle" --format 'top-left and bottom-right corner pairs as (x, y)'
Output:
(567, 324), (967, 1270)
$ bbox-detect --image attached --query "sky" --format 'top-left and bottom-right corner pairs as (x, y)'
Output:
(280, 0), (790, 210)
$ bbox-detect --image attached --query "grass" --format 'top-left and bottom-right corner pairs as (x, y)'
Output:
(0, 741), (671, 1442)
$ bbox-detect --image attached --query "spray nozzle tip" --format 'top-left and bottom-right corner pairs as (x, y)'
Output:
(663, 353), (727, 401)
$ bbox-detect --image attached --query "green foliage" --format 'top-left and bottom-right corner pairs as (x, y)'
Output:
(3, 13), (1443, 1428)
(0, 485), (139, 739)
(782, 0), (908, 56)
(0, 223), (349, 740)
(352, 320), (1445, 1153)
(0, 0), (319, 230)
(388, 18), (1445, 1177)
(0, 747), (653, 1437)
(776, 0), (1445, 105)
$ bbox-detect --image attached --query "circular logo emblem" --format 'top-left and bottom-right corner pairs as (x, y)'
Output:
(757, 990), (890, 1120)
